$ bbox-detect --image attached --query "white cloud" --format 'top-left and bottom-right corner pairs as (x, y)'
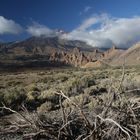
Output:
(63, 14), (140, 48)
(27, 22), (63, 37)
(79, 6), (92, 15)
(0, 16), (22, 35)
(27, 22), (52, 37)
(77, 14), (109, 31)
(84, 6), (92, 13)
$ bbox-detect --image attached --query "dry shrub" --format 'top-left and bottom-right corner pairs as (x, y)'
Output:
(62, 94), (90, 108)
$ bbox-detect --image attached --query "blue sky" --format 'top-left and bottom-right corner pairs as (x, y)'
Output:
(1, 0), (140, 47)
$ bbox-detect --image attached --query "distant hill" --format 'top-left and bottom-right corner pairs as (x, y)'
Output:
(112, 42), (140, 66)
(101, 45), (125, 65)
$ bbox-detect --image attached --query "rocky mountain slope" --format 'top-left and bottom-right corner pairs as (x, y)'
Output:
(0, 36), (103, 69)
(114, 42), (140, 65)
(1, 36), (140, 69)
(79, 42), (140, 67)
(101, 42), (140, 66)
(100, 45), (125, 65)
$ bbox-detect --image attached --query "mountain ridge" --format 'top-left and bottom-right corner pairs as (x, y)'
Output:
(0, 36), (140, 69)
(0, 36), (102, 69)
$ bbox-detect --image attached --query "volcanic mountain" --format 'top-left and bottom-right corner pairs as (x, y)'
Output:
(0, 36), (103, 69)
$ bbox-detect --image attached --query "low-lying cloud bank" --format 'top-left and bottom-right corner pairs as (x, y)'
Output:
(63, 14), (140, 47)
(1, 14), (140, 48)
(27, 22), (64, 37)
(0, 16), (22, 35)
(27, 22), (53, 37)
(27, 14), (140, 48)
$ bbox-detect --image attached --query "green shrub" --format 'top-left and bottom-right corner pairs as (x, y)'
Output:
(84, 86), (99, 95)
(60, 76), (95, 97)
(84, 85), (107, 96)
(39, 89), (59, 104)
(88, 97), (98, 110)
(3, 87), (26, 107)
(6, 80), (22, 87)
(37, 101), (55, 113)
(0, 92), (4, 103)
(27, 91), (41, 101)
(26, 83), (40, 92)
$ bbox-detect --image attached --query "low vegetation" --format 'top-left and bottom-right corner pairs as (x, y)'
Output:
(0, 67), (140, 139)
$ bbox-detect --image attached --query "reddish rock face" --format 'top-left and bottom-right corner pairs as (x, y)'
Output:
(48, 47), (97, 67)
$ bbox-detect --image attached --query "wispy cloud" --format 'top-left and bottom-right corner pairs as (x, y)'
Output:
(0, 16), (22, 35)
(84, 6), (92, 13)
(63, 14), (140, 47)
(79, 6), (92, 15)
